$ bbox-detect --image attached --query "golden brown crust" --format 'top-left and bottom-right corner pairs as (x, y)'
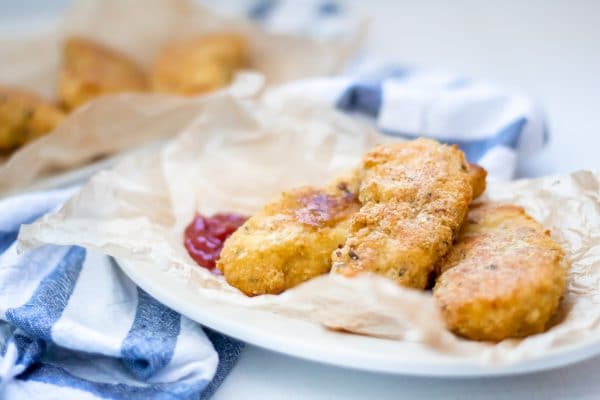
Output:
(0, 86), (65, 152)
(468, 163), (487, 198)
(331, 139), (473, 289)
(151, 33), (248, 96)
(433, 203), (568, 341)
(217, 179), (359, 296)
(58, 37), (148, 111)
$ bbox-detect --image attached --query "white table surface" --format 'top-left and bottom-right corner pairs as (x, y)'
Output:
(2, 1), (600, 399)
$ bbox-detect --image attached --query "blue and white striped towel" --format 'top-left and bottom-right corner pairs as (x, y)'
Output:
(264, 63), (547, 180)
(0, 188), (243, 400)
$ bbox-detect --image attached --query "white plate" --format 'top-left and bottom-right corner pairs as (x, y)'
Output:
(116, 258), (600, 378)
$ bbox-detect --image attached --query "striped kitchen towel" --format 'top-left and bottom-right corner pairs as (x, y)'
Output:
(214, 0), (356, 39)
(264, 63), (547, 180)
(0, 188), (243, 400)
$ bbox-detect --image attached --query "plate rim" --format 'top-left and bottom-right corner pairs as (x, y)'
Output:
(116, 257), (600, 378)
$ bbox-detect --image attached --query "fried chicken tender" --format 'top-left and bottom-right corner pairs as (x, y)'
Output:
(151, 33), (248, 96)
(0, 86), (65, 152)
(58, 37), (148, 111)
(217, 178), (359, 296)
(433, 203), (568, 341)
(331, 139), (473, 289)
(469, 163), (487, 198)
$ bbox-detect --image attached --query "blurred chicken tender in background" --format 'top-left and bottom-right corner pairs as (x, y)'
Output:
(0, 33), (249, 155)
(151, 33), (248, 95)
(58, 37), (148, 111)
(0, 86), (65, 153)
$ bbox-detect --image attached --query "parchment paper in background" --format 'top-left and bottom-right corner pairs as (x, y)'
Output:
(0, 0), (363, 193)
(18, 94), (600, 364)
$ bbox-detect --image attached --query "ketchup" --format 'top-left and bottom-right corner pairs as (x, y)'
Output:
(184, 213), (247, 271)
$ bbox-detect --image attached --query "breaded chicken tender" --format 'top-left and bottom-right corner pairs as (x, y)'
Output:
(468, 163), (487, 198)
(332, 139), (473, 289)
(217, 178), (359, 296)
(59, 37), (148, 111)
(0, 86), (65, 152)
(434, 203), (568, 341)
(151, 33), (248, 95)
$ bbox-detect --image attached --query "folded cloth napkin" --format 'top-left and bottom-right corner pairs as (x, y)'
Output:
(0, 188), (243, 400)
(264, 63), (547, 180)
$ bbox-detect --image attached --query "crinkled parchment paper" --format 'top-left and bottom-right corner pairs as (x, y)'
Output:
(18, 94), (600, 364)
(0, 0), (362, 193)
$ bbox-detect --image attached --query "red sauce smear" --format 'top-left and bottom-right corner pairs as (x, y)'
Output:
(184, 213), (247, 271)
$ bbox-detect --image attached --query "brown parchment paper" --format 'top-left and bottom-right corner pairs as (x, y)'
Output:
(17, 93), (600, 364)
(0, 0), (363, 193)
